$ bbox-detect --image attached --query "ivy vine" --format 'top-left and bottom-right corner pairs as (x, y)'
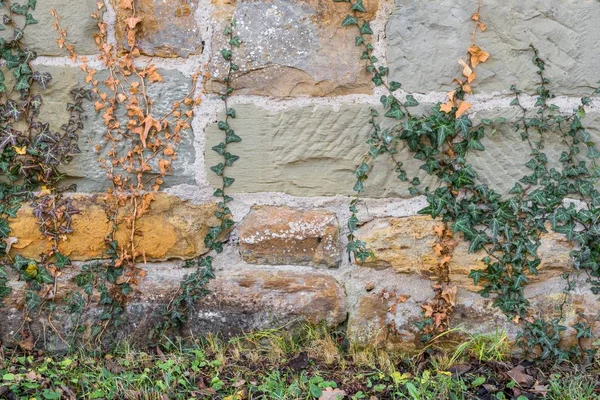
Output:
(338, 0), (600, 360)
(150, 19), (242, 344)
(0, 1), (88, 319)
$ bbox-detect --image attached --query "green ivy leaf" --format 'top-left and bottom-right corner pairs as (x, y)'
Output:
(389, 81), (401, 91)
(341, 15), (358, 26)
(404, 95), (419, 107)
(359, 22), (373, 35)
(25, 13), (37, 25)
(351, 0), (366, 12)
(384, 103), (404, 120)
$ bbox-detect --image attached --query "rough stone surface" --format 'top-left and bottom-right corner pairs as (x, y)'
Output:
(347, 273), (600, 351)
(239, 206), (341, 268)
(208, 0), (378, 97)
(1, 266), (347, 350)
(387, 0), (600, 96)
(8, 193), (220, 261)
(206, 104), (600, 198)
(111, 0), (203, 57)
(357, 216), (572, 291)
(34, 66), (196, 192)
(0, 0), (100, 56)
(205, 104), (436, 197)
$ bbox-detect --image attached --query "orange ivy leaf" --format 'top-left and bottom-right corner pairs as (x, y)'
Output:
(468, 46), (490, 68)
(455, 101), (472, 118)
(125, 17), (141, 29)
(120, 0), (133, 9)
(440, 101), (454, 114)
(458, 59), (472, 78)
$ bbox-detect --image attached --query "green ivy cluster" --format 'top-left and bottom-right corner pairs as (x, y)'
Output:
(150, 20), (242, 344)
(0, 2), (87, 310)
(337, 0), (600, 360)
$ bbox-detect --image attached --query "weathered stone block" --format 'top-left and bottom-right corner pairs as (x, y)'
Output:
(239, 206), (341, 268)
(206, 104), (600, 198)
(0, 0), (100, 56)
(387, 0), (600, 96)
(357, 216), (572, 291)
(205, 104), (436, 197)
(1, 266), (347, 350)
(209, 0), (378, 97)
(8, 193), (220, 261)
(111, 0), (203, 57)
(33, 66), (196, 192)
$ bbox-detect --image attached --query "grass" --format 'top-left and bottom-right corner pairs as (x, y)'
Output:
(1, 325), (599, 399)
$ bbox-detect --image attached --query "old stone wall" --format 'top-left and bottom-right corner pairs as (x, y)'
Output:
(2, 0), (600, 351)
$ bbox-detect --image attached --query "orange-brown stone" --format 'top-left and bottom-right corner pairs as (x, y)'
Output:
(358, 216), (572, 291)
(111, 0), (203, 57)
(239, 206), (341, 268)
(8, 193), (219, 261)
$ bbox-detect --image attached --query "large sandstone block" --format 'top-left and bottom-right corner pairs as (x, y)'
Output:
(239, 206), (342, 268)
(387, 0), (600, 96)
(357, 216), (572, 291)
(0, 0), (100, 56)
(1, 266), (347, 350)
(208, 0), (378, 97)
(205, 104), (436, 197)
(346, 273), (599, 351)
(33, 66), (196, 192)
(206, 104), (600, 198)
(111, 0), (203, 57)
(8, 193), (220, 261)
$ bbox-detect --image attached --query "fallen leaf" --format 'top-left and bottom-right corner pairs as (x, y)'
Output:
(319, 387), (346, 400)
(507, 365), (534, 387)
(3, 237), (18, 253)
(13, 146), (27, 155)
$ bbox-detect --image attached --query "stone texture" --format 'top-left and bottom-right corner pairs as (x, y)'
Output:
(0, 0), (100, 56)
(33, 66), (196, 192)
(7, 193), (220, 261)
(468, 110), (600, 195)
(1, 266), (347, 350)
(357, 216), (572, 291)
(208, 0), (378, 97)
(387, 0), (600, 96)
(347, 272), (600, 351)
(239, 206), (341, 268)
(206, 104), (600, 198)
(111, 0), (203, 57)
(205, 104), (436, 197)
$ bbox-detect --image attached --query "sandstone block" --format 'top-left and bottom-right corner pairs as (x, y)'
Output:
(357, 216), (573, 291)
(111, 0), (203, 57)
(1, 266), (347, 350)
(387, 0), (600, 96)
(239, 206), (341, 268)
(8, 193), (220, 261)
(0, 0), (100, 56)
(208, 0), (378, 97)
(205, 103), (436, 197)
(32, 66), (196, 192)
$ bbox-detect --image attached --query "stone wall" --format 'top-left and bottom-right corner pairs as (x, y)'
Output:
(2, 0), (600, 351)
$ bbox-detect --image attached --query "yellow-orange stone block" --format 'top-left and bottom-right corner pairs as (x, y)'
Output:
(8, 193), (219, 261)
